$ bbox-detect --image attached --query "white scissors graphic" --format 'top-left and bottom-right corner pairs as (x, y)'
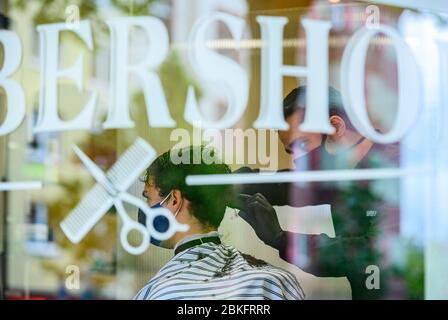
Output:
(60, 138), (188, 255)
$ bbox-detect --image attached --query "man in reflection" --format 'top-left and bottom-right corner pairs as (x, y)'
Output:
(237, 86), (396, 299)
(135, 146), (304, 300)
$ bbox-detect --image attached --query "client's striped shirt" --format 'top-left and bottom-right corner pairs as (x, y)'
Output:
(134, 242), (305, 300)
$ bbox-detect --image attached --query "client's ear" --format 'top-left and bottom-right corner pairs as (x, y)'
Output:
(328, 115), (346, 140)
(170, 189), (184, 211)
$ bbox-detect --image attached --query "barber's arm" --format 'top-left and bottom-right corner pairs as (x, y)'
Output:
(238, 193), (346, 277)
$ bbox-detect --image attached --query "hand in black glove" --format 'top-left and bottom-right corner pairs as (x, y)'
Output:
(238, 193), (286, 250)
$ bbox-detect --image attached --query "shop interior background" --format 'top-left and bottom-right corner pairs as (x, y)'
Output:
(0, 0), (447, 300)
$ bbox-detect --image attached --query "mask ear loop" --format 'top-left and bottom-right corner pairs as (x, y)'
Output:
(161, 190), (183, 218)
(174, 198), (183, 218)
(159, 190), (173, 206)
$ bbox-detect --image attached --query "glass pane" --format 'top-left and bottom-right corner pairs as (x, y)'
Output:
(0, 0), (447, 300)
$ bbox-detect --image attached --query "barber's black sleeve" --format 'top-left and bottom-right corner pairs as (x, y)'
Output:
(233, 167), (292, 206)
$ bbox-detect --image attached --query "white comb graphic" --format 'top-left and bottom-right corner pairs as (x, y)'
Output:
(60, 138), (188, 255)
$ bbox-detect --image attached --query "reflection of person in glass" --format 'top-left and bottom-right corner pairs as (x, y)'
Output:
(279, 86), (373, 166)
(135, 146), (304, 300)
(237, 86), (393, 299)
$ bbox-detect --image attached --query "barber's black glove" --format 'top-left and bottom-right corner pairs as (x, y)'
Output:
(238, 193), (286, 251)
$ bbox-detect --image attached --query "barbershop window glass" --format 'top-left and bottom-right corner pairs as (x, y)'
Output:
(0, 0), (447, 299)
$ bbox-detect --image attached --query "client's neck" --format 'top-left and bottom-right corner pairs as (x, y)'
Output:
(171, 221), (216, 248)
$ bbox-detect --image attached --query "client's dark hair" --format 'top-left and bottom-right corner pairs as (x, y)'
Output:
(283, 85), (355, 130)
(142, 146), (232, 229)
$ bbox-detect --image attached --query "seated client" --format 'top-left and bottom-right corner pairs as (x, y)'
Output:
(134, 146), (304, 300)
